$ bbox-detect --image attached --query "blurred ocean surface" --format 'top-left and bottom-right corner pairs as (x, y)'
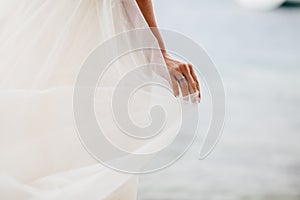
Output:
(138, 0), (300, 199)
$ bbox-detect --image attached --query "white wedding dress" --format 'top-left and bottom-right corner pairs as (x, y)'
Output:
(0, 0), (156, 199)
(0, 0), (198, 199)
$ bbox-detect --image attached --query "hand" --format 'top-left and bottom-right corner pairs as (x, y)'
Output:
(163, 54), (201, 102)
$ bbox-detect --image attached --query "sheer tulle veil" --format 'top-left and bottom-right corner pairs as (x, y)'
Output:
(0, 0), (194, 199)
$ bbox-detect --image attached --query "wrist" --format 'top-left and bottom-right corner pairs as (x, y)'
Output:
(161, 50), (169, 58)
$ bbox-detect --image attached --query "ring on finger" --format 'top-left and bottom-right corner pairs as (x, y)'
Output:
(177, 76), (186, 83)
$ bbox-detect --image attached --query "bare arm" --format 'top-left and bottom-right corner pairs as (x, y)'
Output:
(136, 0), (167, 55)
(136, 0), (201, 100)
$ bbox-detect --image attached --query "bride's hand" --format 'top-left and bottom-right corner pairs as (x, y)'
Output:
(163, 54), (201, 101)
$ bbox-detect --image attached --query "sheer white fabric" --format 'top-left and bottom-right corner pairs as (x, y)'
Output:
(0, 0), (198, 198)
(0, 0), (156, 199)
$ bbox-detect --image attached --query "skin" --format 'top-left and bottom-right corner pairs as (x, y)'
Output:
(136, 0), (201, 101)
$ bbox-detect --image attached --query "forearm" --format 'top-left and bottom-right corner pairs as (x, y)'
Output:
(136, 0), (201, 99)
(136, 0), (167, 55)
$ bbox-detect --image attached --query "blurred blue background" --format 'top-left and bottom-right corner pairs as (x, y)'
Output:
(138, 0), (300, 199)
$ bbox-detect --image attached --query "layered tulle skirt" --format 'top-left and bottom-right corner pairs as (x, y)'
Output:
(0, 0), (153, 199)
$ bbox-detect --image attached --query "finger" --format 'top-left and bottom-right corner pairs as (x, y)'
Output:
(179, 79), (189, 99)
(173, 70), (189, 98)
(188, 64), (201, 99)
(180, 64), (197, 95)
(170, 74), (179, 97)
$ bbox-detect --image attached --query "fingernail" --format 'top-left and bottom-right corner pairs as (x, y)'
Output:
(190, 92), (198, 104)
(198, 97), (201, 103)
(183, 96), (189, 102)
